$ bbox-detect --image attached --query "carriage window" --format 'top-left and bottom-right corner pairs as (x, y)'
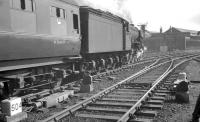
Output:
(56, 8), (60, 18)
(26, 0), (34, 12)
(60, 9), (65, 19)
(12, 0), (21, 9)
(51, 6), (65, 19)
(73, 14), (79, 31)
(51, 6), (57, 17)
(12, 0), (34, 12)
(20, 0), (25, 10)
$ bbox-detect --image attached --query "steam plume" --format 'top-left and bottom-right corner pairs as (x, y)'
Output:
(79, 0), (133, 23)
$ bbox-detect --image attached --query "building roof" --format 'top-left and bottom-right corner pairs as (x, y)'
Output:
(165, 27), (198, 35)
(173, 27), (198, 34)
(60, 0), (79, 6)
(191, 35), (200, 40)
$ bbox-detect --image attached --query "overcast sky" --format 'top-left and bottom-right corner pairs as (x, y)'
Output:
(81, 0), (200, 32)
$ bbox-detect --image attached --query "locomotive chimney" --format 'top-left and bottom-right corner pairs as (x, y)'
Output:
(160, 26), (163, 33)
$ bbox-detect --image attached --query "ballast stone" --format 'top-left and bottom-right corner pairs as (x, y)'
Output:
(1, 112), (27, 122)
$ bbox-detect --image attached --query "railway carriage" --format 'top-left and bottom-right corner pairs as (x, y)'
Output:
(0, 0), (145, 97)
(0, 0), (81, 61)
(0, 0), (82, 96)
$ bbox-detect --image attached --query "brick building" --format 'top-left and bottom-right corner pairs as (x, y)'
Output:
(144, 27), (200, 52)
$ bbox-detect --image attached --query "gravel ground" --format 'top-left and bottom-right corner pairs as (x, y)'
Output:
(20, 51), (189, 121)
(154, 60), (200, 122)
(22, 51), (191, 122)
(23, 61), (153, 121)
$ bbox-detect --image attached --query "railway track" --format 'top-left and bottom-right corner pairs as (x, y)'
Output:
(21, 58), (158, 112)
(17, 51), (193, 102)
(39, 54), (198, 122)
(74, 62), (172, 122)
(20, 56), (173, 121)
(16, 52), (197, 121)
(19, 51), (184, 94)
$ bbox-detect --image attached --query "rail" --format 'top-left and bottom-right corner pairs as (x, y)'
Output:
(40, 53), (199, 122)
(41, 59), (168, 122)
(21, 58), (156, 102)
(117, 56), (197, 122)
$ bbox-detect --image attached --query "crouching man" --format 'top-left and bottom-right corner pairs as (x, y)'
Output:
(173, 72), (190, 103)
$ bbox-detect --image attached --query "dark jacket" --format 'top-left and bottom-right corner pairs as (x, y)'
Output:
(176, 81), (189, 92)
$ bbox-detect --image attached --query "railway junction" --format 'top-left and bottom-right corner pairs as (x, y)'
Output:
(0, 0), (200, 122)
(0, 51), (200, 122)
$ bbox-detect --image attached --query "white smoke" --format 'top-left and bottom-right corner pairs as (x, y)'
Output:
(79, 0), (133, 23)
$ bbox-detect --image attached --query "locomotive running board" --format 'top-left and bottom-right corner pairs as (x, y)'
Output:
(0, 61), (63, 72)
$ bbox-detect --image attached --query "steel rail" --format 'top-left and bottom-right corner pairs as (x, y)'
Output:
(41, 53), (198, 122)
(19, 53), (187, 93)
(41, 59), (161, 122)
(118, 60), (173, 122)
(21, 58), (157, 102)
(91, 58), (157, 79)
(117, 56), (197, 122)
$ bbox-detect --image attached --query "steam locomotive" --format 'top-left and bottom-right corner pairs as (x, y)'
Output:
(0, 0), (145, 96)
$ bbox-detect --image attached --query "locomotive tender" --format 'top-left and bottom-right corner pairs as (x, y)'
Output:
(0, 0), (144, 96)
